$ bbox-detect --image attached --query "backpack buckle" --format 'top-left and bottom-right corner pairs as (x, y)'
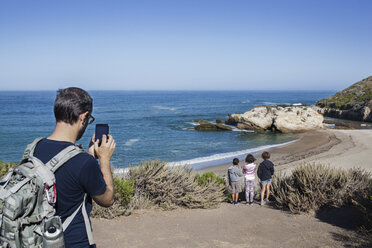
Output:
(44, 184), (57, 206)
(49, 158), (59, 167)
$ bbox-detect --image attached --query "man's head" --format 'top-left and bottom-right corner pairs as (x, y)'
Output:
(54, 87), (93, 140)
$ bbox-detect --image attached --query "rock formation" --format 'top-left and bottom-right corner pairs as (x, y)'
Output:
(316, 76), (372, 122)
(193, 119), (232, 131)
(227, 106), (326, 133)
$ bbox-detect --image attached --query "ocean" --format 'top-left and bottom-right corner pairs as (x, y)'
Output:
(0, 90), (335, 169)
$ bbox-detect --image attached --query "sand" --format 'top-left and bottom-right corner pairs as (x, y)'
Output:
(92, 129), (372, 248)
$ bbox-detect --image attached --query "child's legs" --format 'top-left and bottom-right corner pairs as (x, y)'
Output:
(261, 183), (267, 202)
(247, 180), (255, 202)
(266, 183), (271, 200)
(244, 180), (249, 202)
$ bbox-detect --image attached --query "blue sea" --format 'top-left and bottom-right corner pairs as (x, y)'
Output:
(0, 90), (334, 169)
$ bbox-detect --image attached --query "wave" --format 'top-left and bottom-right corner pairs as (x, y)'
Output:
(261, 102), (278, 105)
(292, 103), (302, 106)
(166, 140), (298, 170)
(186, 121), (199, 126)
(124, 138), (140, 146)
(152, 105), (180, 111)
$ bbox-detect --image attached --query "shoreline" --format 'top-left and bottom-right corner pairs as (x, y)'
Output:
(196, 129), (372, 177)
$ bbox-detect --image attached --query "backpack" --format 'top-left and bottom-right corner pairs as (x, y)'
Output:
(0, 138), (95, 248)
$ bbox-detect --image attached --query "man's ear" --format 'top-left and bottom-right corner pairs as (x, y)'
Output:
(80, 111), (89, 123)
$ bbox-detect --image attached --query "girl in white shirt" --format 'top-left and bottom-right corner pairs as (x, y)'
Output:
(243, 154), (257, 205)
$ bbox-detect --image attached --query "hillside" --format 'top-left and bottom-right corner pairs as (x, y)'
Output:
(316, 76), (372, 122)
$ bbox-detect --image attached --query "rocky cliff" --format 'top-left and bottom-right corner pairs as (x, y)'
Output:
(227, 106), (326, 133)
(316, 76), (372, 122)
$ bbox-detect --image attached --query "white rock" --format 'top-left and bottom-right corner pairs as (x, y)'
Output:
(229, 106), (326, 133)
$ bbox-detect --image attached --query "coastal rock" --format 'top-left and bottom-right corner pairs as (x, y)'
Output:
(193, 119), (232, 131)
(316, 76), (372, 122)
(216, 119), (225, 124)
(228, 106), (325, 133)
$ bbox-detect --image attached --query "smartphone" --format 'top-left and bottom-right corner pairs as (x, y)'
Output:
(95, 124), (109, 146)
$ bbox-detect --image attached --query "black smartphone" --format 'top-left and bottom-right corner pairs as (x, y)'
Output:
(95, 124), (109, 146)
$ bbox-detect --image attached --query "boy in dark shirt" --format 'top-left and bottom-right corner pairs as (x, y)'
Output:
(257, 151), (274, 206)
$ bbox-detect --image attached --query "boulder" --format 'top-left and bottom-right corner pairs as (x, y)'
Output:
(228, 106), (326, 133)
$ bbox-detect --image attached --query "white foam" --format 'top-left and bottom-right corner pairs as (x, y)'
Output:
(152, 105), (179, 111)
(231, 126), (254, 132)
(186, 121), (199, 126)
(124, 138), (140, 146)
(262, 102), (278, 105)
(292, 103), (302, 106)
(242, 100), (250, 104)
(166, 139), (298, 169)
(113, 167), (129, 176)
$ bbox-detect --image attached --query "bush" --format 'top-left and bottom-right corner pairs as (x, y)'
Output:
(194, 172), (225, 186)
(272, 163), (371, 214)
(113, 177), (135, 206)
(91, 178), (135, 219)
(129, 160), (225, 210)
(0, 160), (17, 178)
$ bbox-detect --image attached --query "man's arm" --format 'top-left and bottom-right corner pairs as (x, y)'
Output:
(89, 134), (116, 207)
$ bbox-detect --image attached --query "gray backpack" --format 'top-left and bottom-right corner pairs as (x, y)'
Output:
(0, 138), (95, 248)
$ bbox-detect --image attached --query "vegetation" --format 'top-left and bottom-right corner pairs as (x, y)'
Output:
(271, 163), (371, 214)
(316, 76), (372, 110)
(92, 160), (226, 218)
(0, 160), (17, 178)
(129, 160), (225, 210)
(272, 163), (372, 246)
(194, 171), (225, 186)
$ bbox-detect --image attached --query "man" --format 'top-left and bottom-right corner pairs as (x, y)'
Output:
(33, 87), (115, 247)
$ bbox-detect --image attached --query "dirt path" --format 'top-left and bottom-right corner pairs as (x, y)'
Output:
(92, 202), (361, 248)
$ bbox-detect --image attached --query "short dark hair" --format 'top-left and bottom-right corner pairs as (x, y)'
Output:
(233, 158), (239, 165)
(245, 154), (256, 163)
(262, 151), (270, 160)
(54, 87), (93, 125)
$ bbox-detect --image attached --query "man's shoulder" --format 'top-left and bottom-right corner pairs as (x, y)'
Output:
(73, 152), (98, 169)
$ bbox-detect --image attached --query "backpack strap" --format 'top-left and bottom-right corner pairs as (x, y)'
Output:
(47, 146), (95, 245)
(62, 194), (95, 245)
(22, 137), (44, 161)
(45, 145), (83, 173)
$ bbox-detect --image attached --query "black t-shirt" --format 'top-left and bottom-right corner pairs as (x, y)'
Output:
(34, 138), (106, 248)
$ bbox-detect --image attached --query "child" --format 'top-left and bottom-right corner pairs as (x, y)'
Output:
(228, 158), (243, 205)
(243, 154), (256, 205)
(257, 151), (274, 206)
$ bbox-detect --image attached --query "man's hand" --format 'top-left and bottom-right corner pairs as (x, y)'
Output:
(91, 134), (116, 207)
(94, 134), (116, 163)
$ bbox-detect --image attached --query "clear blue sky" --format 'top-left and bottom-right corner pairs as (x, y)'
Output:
(0, 0), (371, 91)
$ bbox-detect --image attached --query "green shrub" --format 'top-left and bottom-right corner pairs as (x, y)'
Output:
(129, 160), (225, 210)
(91, 178), (135, 219)
(272, 163), (371, 214)
(194, 172), (225, 186)
(113, 177), (135, 206)
(0, 160), (17, 178)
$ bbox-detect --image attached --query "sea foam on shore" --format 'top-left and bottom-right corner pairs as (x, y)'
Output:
(166, 140), (298, 170)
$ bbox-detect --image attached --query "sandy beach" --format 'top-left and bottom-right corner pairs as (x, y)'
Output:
(92, 129), (372, 248)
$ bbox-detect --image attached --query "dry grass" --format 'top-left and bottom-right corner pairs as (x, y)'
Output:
(271, 163), (371, 214)
(129, 160), (225, 210)
(92, 160), (226, 218)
